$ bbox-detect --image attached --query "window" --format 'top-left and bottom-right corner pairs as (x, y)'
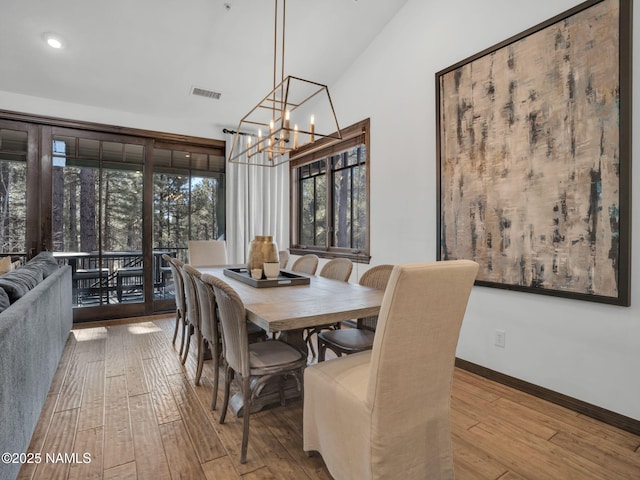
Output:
(290, 118), (370, 262)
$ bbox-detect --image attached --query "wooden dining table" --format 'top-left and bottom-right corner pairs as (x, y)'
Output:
(198, 266), (385, 352)
(197, 266), (385, 415)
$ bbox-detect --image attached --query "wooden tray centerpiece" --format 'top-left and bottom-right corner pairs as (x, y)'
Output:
(223, 267), (310, 288)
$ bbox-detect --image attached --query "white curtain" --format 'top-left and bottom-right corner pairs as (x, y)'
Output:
(225, 132), (290, 264)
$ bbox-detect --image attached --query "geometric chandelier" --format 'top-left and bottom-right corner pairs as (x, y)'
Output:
(227, 0), (341, 167)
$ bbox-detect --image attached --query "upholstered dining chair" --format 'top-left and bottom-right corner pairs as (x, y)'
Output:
(188, 239), (228, 267)
(202, 274), (307, 464)
(278, 250), (289, 269)
(317, 264), (394, 362)
(190, 267), (267, 406)
(190, 269), (221, 404)
(290, 254), (319, 275)
(165, 256), (189, 356)
(319, 258), (353, 282)
(304, 260), (479, 480)
(180, 264), (203, 369)
(304, 257), (354, 356)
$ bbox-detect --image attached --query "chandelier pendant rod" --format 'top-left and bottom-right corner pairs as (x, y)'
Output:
(272, 0), (287, 125)
(227, 0), (341, 166)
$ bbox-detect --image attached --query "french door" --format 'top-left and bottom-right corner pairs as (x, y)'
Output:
(0, 111), (226, 323)
(50, 127), (157, 321)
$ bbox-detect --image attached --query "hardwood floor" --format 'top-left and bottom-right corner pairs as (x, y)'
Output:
(19, 315), (640, 480)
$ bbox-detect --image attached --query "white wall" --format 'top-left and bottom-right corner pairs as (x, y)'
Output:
(330, 0), (639, 420)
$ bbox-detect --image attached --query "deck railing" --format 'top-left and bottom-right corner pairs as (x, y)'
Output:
(54, 248), (187, 306)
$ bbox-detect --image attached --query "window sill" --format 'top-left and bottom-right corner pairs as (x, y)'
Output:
(289, 247), (371, 264)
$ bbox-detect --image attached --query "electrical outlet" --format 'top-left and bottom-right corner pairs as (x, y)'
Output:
(495, 329), (506, 348)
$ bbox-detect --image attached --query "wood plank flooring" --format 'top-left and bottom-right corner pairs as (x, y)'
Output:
(18, 315), (640, 480)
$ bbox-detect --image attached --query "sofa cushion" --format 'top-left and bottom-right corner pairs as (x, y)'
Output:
(26, 251), (59, 278)
(0, 287), (9, 313)
(0, 268), (42, 303)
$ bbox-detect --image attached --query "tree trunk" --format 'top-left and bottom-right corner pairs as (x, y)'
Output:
(69, 173), (77, 251)
(0, 163), (10, 251)
(52, 167), (64, 250)
(80, 168), (97, 251)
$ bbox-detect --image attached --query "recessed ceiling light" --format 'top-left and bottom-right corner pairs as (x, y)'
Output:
(42, 32), (65, 49)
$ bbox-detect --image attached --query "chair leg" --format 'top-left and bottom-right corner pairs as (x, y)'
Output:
(317, 338), (327, 362)
(182, 324), (194, 364)
(171, 311), (180, 346)
(195, 332), (205, 385)
(220, 367), (233, 424)
(304, 328), (317, 358)
(178, 319), (187, 356)
(240, 376), (251, 464)
(211, 340), (220, 410)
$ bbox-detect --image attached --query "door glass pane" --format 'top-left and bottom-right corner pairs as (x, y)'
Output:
(153, 167), (225, 300)
(102, 164), (144, 304)
(52, 136), (146, 307)
(190, 175), (222, 240)
(0, 129), (27, 253)
(53, 163), (107, 306)
(153, 172), (190, 262)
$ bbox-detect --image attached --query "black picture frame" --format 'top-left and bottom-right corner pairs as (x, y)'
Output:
(436, 0), (632, 306)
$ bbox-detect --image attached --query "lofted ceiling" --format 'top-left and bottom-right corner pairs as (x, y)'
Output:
(0, 0), (409, 137)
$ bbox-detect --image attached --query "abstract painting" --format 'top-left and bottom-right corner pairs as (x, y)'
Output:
(436, 0), (631, 305)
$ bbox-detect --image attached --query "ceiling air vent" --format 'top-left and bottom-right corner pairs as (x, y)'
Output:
(191, 86), (222, 100)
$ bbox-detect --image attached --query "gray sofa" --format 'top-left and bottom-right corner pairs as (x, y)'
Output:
(0, 253), (72, 480)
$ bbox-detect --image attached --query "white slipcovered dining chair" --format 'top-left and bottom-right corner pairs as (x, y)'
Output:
(304, 260), (479, 480)
(188, 240), (228, 267)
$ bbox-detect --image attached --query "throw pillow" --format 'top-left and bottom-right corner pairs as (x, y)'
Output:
(0, 256), (11, 274)
(27, 251), (59, 277)
(0, 268), (41, 303)
(0, 276), (29, 303)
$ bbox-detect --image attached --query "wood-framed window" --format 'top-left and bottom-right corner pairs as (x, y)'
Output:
(289, 118), (370, 263)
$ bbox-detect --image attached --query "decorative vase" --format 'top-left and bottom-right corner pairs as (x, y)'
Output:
(247, 236), (279, 272)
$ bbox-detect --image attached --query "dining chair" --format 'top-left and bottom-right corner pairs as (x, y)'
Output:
(278, 250), (289, 269)
(180, 264), (203, 369)
(202, 274), (307, 464)
(165, 256), (189, 356)
(290, 254), (319, 275)
(188, 239), (228, 267)
(304, 257), (353, 356)
(304, 260), (479, 480)
(317, 264), (394, 362)
(318, 258), (353, 282)
(191, 267), (268, 407)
